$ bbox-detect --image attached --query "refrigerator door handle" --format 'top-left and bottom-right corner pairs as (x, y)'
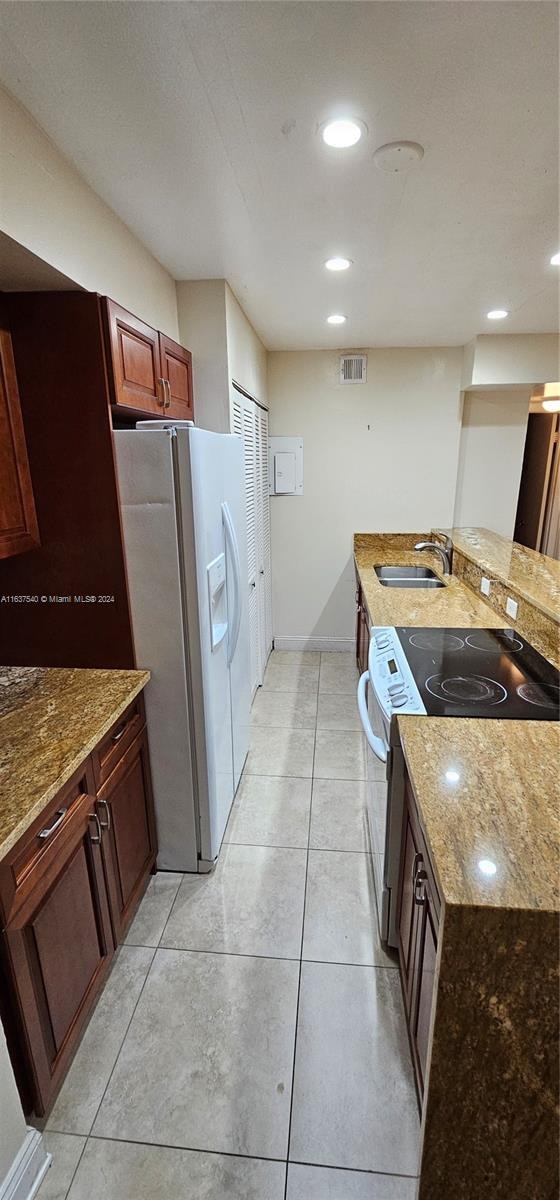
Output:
(222, 501), (242, 668)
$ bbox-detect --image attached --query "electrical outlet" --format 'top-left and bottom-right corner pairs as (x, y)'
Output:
(506, 596), (518, 620)
(480, 576), (491, 596)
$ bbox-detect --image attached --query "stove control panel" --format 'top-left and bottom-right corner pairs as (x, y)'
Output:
(369, 627), (426, 718)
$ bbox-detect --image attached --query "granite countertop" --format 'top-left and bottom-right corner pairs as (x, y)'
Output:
(440, 527), (560, 622)
(397, 715), (560, 912)
(354, 532), (504, 628)
(0, 666), (150, 861)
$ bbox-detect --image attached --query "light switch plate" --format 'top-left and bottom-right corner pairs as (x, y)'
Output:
(480, 576), (491, 596)
(505, 596), (518, 619)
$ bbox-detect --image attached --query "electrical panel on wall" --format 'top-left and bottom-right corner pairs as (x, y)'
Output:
(268, 437), (304, 496)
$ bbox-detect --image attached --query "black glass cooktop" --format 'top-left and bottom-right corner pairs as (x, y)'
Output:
(395, 627), (560, 720)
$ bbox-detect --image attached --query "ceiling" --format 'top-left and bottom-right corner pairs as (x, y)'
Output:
(0, 1), (558, 350)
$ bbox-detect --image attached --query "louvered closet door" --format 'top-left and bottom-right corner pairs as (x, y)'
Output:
(238, 399), (260, 697)
(257, 407), (273, 669)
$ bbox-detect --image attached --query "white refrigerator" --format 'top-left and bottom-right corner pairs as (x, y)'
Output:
(114, 422), (250, 872)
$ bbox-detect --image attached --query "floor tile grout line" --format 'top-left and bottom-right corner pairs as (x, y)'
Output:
(76, 944), (158, 1142)
(52, 1131), (89, 1200)
(103, 943), (399, 971)
(283, 723), (316, 1200)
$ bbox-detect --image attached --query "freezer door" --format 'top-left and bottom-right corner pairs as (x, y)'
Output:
(113, 429), (199, 872)
(176, 428), (249, 863)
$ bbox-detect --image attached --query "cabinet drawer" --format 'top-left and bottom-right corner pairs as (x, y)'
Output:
(0, 764), (94, 927)
(91, 695), (145, 789)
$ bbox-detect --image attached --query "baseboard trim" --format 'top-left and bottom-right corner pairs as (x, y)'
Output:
(0, 1129), (51, 1200)
(273, 636), (354, 653)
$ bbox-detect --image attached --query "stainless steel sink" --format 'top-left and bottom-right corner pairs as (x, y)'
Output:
(373, 565), (445, 589)
(377, 577), (445, 589)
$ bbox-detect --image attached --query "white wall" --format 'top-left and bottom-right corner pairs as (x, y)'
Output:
(176, 280), (229, 432)
(0, 86), (179, 337)
(225, 284), (268, 406)
(176, 279), (267, 431)
(453, 390), (530, 537)
(268, 347), (463, 645)
(464, 333), (559, 388)
(0, 1024), (27, 1184)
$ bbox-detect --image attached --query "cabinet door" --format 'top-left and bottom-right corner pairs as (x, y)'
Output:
(0, 329), (40, 559)
(397, 809), (421, 1013)
(413, 887), (438, 1091)
(159, 334), (194, 422)
(97, 728), (156, 943)
(2, 792), (114, 1115)
(256, 406), (273, 672)
(105, 300), (164, 416)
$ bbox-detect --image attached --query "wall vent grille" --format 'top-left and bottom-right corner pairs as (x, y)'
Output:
(340, 354), (367, 384)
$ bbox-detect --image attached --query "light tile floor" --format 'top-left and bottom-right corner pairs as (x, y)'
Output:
(38, 652), (420, 1199)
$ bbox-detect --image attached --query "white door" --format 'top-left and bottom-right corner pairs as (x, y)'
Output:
(232, 389), (273, 695)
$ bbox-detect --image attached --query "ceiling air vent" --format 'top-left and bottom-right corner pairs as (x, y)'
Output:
(340, 354), (367, 384)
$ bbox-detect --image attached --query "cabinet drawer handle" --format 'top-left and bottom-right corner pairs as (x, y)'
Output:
(414, 868), (428, 906)
(97, 799), (111, 832)
(164, 378), (171, 409)
(37, 807), (68, 840)
(157, 377), (166, 407)
(89, 812), (102, 844)
(112, 724), (126, 743)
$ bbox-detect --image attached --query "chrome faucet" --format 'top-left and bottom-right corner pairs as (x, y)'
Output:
(414, 535), (453, 576)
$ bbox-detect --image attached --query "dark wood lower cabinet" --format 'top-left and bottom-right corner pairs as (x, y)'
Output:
(397, 773), (441, 1103)
(97, 729), (156, 943)
(356, 581), (370, 674)
(0, 698), (156, 1116)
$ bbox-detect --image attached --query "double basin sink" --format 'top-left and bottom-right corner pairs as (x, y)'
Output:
(374, 565), (445, 589)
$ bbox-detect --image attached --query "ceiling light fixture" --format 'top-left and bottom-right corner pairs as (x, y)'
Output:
(550, 252), (560, 266)
(322, 119), (364, 149)
(325, 257), (352, 272)
(486, 309), (509, 320)
(327, 313), (346, 325)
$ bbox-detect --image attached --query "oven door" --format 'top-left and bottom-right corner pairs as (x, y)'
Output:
(357, 638), (391, 943)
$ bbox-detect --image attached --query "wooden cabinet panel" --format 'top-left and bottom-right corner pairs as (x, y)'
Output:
(2, 791), (114, 1115)
(356, 582), (370, 675)
(105, 300), (164, 416)
(159, 333), (194, 421)
(414, 898), (438, 1089)
(91, 695), (145, 790)
(397, 774), (441, 1105)
(0, 328), (39, 559)
(97, 728), (156, 943)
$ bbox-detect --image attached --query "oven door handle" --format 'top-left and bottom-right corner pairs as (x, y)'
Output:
(357, 671), (388, 763)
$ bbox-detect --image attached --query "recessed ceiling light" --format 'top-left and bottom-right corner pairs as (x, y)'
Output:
(550, 252), (560, 266)
(327, 313), (346, 325)
(322, 119), (364, 149)
(325, 257), (352, 272)
(542, 399), (560, 412)
(487, 309), (509, 320)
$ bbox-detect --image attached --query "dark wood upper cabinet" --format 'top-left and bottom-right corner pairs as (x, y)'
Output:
(0, 328), (40, 560)
(104, 299), (164, 416)
(159, 332), (194, 421)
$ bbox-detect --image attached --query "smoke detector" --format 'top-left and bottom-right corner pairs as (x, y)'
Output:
(373, 141), (424, 172)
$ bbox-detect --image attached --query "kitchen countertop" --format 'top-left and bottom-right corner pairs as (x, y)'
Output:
(354, 532), (504, 628)
(439, 526), (560, 622)
(397, 714), (560, 912)
(0, 666), (150, 861)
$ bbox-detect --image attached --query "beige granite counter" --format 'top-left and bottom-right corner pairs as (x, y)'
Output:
(0, 666), (150, 860)
(441, 526), (560, 622)
(354, 532), (504, 629)
(398, 715), (559, 912)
